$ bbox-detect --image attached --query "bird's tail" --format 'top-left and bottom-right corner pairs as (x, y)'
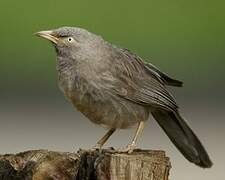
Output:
(151, 109), (212, 168)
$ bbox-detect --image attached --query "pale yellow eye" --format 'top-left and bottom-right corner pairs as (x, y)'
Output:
(67, 37), (74, 43)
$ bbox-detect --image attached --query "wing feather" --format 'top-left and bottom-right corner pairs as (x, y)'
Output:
(102, 48), (179, 112)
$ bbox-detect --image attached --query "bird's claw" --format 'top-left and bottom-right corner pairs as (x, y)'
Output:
(118, 143), (137, 154)
(91, 143), (102, 152)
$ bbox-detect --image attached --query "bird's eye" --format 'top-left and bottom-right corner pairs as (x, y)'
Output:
(67, 37), (74, 42)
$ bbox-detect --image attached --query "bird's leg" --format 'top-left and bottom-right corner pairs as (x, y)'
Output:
(119, 121), (145, 153)
(92, 128), (116, 150)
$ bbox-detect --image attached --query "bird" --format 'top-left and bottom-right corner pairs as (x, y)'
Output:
(35, 27), (212, 168)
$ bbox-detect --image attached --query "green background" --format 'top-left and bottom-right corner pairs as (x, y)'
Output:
(0, 1), (224, 179)
(0, 0), (224, 101)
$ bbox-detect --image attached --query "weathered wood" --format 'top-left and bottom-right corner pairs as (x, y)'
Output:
(0, 149), (171, 180)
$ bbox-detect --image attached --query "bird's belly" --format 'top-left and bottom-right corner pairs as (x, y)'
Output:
(63, 87), (149, 129)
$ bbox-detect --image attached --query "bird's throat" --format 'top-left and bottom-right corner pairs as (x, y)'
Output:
(56, 56), (75, 74)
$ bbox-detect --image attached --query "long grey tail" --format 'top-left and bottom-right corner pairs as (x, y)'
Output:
(151, 109), (212, 168)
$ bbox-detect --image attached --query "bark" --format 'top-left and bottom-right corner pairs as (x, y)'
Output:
(0, 149), (171, 180)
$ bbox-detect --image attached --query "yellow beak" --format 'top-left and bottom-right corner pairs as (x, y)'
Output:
(35, 30), (59, 44)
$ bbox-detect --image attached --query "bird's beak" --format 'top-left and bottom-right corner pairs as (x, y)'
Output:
(35, 30), (59, 44)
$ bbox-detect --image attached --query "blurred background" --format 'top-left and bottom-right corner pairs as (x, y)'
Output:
(0, 0), (224, 179)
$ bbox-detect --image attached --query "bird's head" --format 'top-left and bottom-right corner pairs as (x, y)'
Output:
(35, 27), (104, 59)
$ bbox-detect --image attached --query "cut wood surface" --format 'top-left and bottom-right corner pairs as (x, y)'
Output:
(0, 149), (171, 180)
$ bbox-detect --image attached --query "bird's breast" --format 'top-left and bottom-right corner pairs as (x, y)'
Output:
(58, 70), (149, 129)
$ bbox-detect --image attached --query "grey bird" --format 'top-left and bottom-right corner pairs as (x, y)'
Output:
(35, 27), (212, 168)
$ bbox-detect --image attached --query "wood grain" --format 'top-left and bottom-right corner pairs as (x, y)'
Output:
(0, 149), (171, 180)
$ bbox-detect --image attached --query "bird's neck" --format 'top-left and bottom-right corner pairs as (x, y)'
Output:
(56, 56), (75, 74)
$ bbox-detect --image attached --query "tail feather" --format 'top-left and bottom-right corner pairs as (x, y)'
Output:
(151, 109), (212, 168)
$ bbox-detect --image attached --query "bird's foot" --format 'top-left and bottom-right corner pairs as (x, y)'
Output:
(90, 143), (102, 152)
(118, 143), (137, 154)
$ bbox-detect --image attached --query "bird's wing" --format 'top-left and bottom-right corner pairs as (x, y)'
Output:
(145, 63), (183, 87)
(122, 49), (183, 87)
(102, 48), (178, 112)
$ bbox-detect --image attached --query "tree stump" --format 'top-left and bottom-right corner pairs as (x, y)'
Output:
(0, 149), (171, 180)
